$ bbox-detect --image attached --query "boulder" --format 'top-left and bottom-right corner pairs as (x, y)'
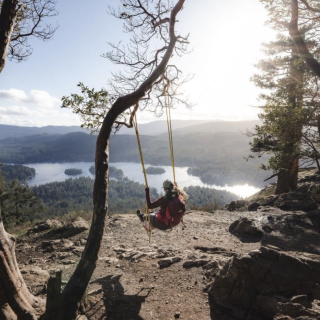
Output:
(62, 218), (90, 237)
(40, 239), (74, 252)
(208, 246), (320, 319)
(158, 257), (182, 269)
(182, 259), (210, 269)
(274, 193), (317, 212)
(248, 202), (260, 211)
(229, 217), (263, 236)
(256, 296), (319, 319)
(296, 183), (310, 194)
(306, 210), (320, 227)
(227, 200), (248, 211)
(28, 219), (62, 233)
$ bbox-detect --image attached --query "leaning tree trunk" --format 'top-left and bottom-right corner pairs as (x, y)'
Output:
(58, 1), (185, 318)
(0, 0), (19, 75)
(58, 109), (116, 320)
(0, 210), (45, 319)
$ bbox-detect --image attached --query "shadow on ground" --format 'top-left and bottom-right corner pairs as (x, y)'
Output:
(261, 227), (320, 255)
(208, 294), (237, 320)
(229, 232), (262, 243)
(88, 275), (151, 320)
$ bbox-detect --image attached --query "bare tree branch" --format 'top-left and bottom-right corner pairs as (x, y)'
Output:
(0, 0), (58, 73)
(288, 0), (320, 78)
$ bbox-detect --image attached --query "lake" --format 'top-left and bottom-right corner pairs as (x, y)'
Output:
(25, 162), (260, 198)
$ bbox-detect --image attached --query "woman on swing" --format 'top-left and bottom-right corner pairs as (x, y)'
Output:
(136, 179), (189, 231)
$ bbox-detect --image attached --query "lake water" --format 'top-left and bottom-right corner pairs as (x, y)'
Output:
(25, 162), (260, 198)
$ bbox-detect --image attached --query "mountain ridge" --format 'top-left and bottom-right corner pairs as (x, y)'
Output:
(0, 119), (260, 139)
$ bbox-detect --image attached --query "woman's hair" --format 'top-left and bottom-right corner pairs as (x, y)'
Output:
(164, 184), (189, 202)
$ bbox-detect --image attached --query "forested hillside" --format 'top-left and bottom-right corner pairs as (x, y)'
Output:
(1, 164), (35, 182)
(31, 177), (159, 217)
(7, 177), (237, 222)
(0, 130), (271, 187)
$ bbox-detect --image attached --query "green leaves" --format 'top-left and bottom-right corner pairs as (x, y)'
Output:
(61, 83), (113, 134)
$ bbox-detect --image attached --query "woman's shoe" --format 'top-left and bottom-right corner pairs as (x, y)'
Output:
(136, 210), (144, 222)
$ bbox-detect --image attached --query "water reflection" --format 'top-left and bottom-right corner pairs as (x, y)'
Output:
(26, 162), (260, 198)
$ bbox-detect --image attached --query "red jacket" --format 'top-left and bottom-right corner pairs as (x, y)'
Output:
(145, 188), (185, 229)
(145, 187), (166, 215)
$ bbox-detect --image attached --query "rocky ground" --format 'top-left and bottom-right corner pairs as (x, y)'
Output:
(14, 168), (320, 320)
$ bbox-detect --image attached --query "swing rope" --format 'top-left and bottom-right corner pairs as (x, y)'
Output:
(133, 113), (151, 243)
(165, 94), (176, 184)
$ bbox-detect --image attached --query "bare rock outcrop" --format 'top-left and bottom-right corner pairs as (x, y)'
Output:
(229, 217), (263, 236)
(28, 219), (63, 233)
(208, 246), (320, 319)
(61, 218), (90, 237)
(274, 193), (318, 212)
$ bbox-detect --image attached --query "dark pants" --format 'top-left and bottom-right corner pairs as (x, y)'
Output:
(141, 212), (168, 231)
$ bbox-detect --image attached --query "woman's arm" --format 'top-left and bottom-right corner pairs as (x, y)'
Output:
(145, 187), (165, 209)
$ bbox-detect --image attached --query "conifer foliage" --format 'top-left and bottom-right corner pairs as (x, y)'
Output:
(249, 34), (320, 194)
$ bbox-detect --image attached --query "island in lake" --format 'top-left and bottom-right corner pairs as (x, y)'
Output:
(145, 166), (166, 175)
(64, 168), (83, 176)
(89, 165), (124, 180)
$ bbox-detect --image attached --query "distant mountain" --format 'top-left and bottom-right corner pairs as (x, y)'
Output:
(170, 120), (261, 136)
(0, 120), (260, 140)
(117, 120), (212, 135)
(0, 124), (89, 139)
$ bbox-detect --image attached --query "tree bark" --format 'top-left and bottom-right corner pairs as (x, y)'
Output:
(0, 0), (19, 75)
(0, 210), (44, 319)
(275, 41), (303, 194)
(275, 155), (299, 194)
(42, 271), (62, 320)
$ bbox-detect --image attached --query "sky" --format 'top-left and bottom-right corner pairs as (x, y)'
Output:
(0, 0), (277, 127)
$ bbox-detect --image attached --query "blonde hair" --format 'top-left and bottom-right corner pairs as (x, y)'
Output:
(164, 184), (189, 202)
(174, 185), (189, 200)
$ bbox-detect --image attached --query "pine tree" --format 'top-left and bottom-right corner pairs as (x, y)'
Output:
(250, 34), (320, 194)
(0, 165), (44, 228)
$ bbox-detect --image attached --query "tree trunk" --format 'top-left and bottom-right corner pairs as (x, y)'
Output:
(0, 0), (19, 75)
(275, 170), (293, 194)
(0, 210), (45, 320)
(42, 271), (62, 320)
(58, 112), (114, 320)
(290, 156), (299, 190)
(275, 156), (299, 194)
(57, 1), (185, 316)
(58, 93), (146, 320)
(275, 40), (303, 194)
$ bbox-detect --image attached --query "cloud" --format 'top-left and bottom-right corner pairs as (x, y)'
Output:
(29, 90), (60, 108)
(0, 89), (60, 108)
(0, 89), (28, 102)
(0, 88), (82, 127)
(36, 108), (60, 116)
(0, 105), (41, 116)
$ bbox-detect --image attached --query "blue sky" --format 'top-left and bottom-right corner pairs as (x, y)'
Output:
(0, 0), (276, 127)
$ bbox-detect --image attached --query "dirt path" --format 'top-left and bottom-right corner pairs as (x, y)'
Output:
(16, 209), (320, 319)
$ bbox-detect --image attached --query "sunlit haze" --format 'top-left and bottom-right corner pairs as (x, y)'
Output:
(1, 0), (276, 127)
